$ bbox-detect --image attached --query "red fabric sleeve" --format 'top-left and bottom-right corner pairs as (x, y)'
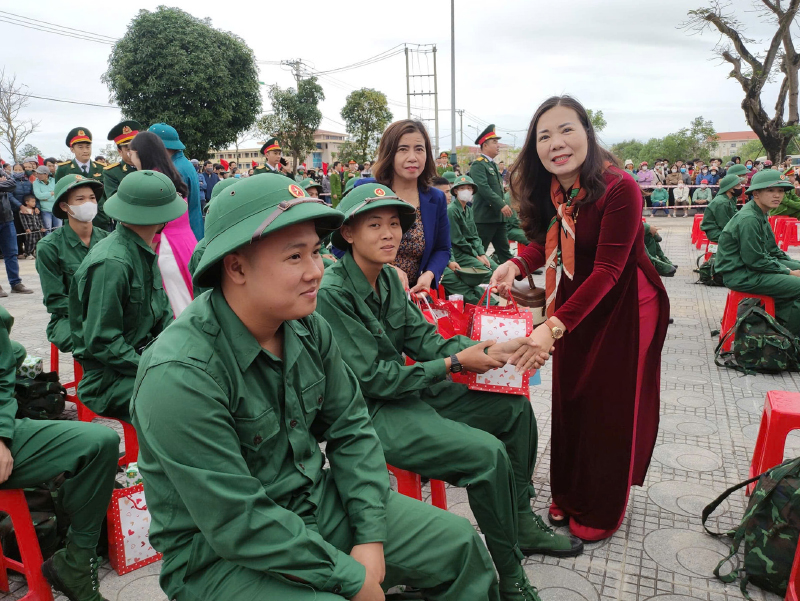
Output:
(515, 244), (546, 276)
(553, 175), (642, 332)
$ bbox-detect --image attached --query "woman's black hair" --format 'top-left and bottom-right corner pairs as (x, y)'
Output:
(129, 131), (189, 198)
(508, 96), (620, 244)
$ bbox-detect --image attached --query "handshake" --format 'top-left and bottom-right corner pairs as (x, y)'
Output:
(456, 336), (553, 375)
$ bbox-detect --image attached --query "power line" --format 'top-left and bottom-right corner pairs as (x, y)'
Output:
(0, 11), (117, 41)
(312, 45), (406, 76)
(0, 16), (115, 45)
(0, 88), (118, 109)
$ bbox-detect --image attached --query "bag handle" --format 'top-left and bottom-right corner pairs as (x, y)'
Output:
(701, 474), (762, 536)
(476, 286), (523, 314)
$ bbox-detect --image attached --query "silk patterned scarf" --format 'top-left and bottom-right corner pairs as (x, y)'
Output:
(544, 176), (586, 318)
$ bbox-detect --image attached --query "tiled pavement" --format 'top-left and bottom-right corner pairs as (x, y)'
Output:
(1, 215), (796, 600)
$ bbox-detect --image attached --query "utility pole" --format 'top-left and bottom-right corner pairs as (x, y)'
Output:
(433, 46), (439, 156)
(282, 59), (306, 83)
(450, 0), (456, 156)
(405, 44), (439, 147)
(405, 47), (411, 119)
(456, 109), (465, 148)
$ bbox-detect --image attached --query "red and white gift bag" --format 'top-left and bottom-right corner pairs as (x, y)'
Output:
(107, 483), (162, 575)
(467, 288), (534, 395)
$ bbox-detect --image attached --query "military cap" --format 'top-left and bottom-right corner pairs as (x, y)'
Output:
(747, 168), (795, 193)
(443, 171), (458, 184)
(726, 164), (749, 177)
(65, 127), (92, 147)
(104, 170), (187, 225)
(717, 174), (741, 196)
(332, 183), (416, 250)
(194, 175), (343, 288)
(299, 177), (323, 194)
(475, 124), (501, 146)
(52, 174), (104, 220)
(107, 120), (143, 146)
(450, 174), (478, 193)
(439, 151), (449, 159)
(148, 123), (185, 151)
(348, 159), (357, 165)
(260, 138), (281, 155)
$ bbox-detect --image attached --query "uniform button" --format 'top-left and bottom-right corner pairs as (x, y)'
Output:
(317, 395), (323, 405)
(290, 419), (298, 428)
(299, 463), (305, 470)
(332, 585), (342, 594)
(253, 435), (263, 445)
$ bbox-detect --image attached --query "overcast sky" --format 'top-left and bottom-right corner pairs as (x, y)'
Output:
(0, 0), (792, 159)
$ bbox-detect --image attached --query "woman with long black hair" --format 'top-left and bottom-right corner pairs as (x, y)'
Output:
(493, 96), (670, 541)
(129, 131), (197, 316)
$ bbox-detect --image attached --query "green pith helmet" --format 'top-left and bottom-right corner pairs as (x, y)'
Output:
(194, 176), (344, 288)
(450, 174), (477, 193)
(454, 265), (491, 286)
(726, 164), (748, 177)
(717, 174), (741, 195)
(103, 170), (187, 225)
(52, 174), (104, 220)
(210, 177), (238, 201)
(342, 176), (359, 197)
(331, 183), (416, 250)
(747, 169), (795, 193)
(442, 171), (458, 184)
(300, 177), (323, 194)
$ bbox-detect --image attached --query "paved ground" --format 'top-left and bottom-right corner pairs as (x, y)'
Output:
(0, 215), (796, 600)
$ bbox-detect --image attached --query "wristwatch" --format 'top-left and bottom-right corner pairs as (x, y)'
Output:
(450, 354), (463, 373)
(544, 319), (565, 340)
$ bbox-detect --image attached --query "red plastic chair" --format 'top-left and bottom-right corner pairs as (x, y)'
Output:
(748, 391), (800, 495)
(787, 535), (800, 599)
(719, 291), (776, 352)
(0, 490), (55, 601)
(49, 344), (79, 393)
(515, 241), (527, 254)
(387, 465), (447, 510)
(777, 218), (800, 251)
(691, 214), (703, 246)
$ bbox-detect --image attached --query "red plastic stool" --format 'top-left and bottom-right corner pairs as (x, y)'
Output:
(515, 241), (527, 254)
(777, 218), (800, 251)
(786, 535), (800, 600)
(747, 391), (800, 495)
(719, 291), (776, 352)
(49, 344), (79, 393)
(0, 490), (55, 601)
(387, 465), (448, 510)
(691, 214), (703, 245)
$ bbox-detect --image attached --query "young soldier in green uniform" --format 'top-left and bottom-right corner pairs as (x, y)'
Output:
(55, 128), (109, 230)
(715, 169), (800, 333)
(36, 175), (108, 353)
(329, 161), (343, 207)
(700, 174), (743, 243)
(440, 175), (498, 303)
(69, 171), (185, 423)
(317, 184), (583, 601)
(642, 223), (676, 277)
(437, 151), (454, 176)
(504, 192), (529, 247)
(301, 178), (338, 266)
(131, 175), (501, 601)
(102, 120), (141, 201)
(0, 306), (118, 601)
(253, 138), (289, 177)
(344, 159), (360, 186)
(470, 125), (514, 264)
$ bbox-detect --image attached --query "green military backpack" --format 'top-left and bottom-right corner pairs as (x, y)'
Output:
(715, 298), (800, 374)
(695, 255), (724, 286)
(702, 457), (800, 599)
(13, 371), (66, 420)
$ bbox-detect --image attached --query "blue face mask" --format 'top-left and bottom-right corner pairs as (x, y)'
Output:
(680, 168), (686, 173)
(234, 174), (241, 178)
(746, 164), (753, 170)
(11, 172), (24, 180)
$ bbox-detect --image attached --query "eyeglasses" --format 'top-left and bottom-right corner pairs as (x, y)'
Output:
(251, 197), (328, 241)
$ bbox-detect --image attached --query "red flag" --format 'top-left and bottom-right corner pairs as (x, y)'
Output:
(37, 155), (44, 166)
(322, 162), (328, 175)
(220, 159), (229, 170)
(252, 160), (257, 168)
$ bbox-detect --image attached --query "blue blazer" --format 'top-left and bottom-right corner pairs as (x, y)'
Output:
(332, 178), (452, 287)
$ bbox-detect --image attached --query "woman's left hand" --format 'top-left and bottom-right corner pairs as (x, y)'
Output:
(410, 271), (435, 299)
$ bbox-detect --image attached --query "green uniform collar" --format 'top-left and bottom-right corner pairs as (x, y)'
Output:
(209, 288), (311, 373)
(340, 251), (391, 302)
(116, 222), (157, 256)
(61, 221), (102, 249)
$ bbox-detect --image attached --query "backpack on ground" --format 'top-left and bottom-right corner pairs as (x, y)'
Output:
(695, 254), (724, 286)
(715, 297), (800, 374)
(702, 457), (800, 599)
(13, 371), (66, 420)
(0, 477), (69, 561)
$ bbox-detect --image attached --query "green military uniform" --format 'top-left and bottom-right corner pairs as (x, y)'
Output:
(701, 174), (741, 242)
(440, 175), (499, 303)
(36, 176), (108, 352)
(715, 170), (800, 333)
(470, 125), (513, 264)
(102, 120), (142, 202)
(642, 223), (676, 277)
(317, 184), (581, 600)
(300, 178), (337, 266)
(437, 151), (454, 176)
(329, 169), (343, 207)
(132, 174), (501, 601)
(70, 171), (186, 423)
(189, 178), (238, 298)
(253, 138), (291, 178)
(771, 188), (800, 219)
(294, 167), (306, 182)
(504, 191), (528, 245)
(0, 305), (119, 601)
(55, 128), (109, 230)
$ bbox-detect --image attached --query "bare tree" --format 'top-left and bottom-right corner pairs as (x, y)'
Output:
(683, 0), (800, 162)
(0, 69), (40, 163)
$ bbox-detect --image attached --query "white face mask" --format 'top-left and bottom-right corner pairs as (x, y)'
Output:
(68, 202), (98, 223)
(456, 188), (473, 203)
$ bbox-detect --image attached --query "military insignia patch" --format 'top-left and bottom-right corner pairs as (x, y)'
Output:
(75, 175), (83, 181)
(78, 130), (85, 136)
(288, 184), (305, 198)
(781, 174), (787, 180)
(93, 173), (101, 177)
(122, 126), (132, 135)
(374, 188), (385, 196)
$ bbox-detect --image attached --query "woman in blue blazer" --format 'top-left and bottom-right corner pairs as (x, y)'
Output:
(343, 120), (451, 296)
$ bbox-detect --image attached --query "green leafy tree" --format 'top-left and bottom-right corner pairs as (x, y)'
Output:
(17, 143), (42, 162)
(683, 1), (800, 163)
(101, 143), (121, 165)
(587, 109), (607, 133)
(340, 88), (393, 163)
(103, 7), (261, 160)
(611, 116), (717, 166)
(610, 139), (644, 164)
(736, 139), (767, 161)
(255, 77), (324, 173)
